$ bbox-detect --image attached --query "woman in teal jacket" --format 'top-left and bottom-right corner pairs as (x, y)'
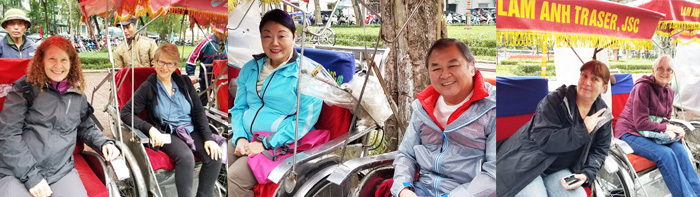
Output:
(226, 9), (323, 197)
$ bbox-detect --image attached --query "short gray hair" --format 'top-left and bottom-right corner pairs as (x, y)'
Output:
(653, 55), (674, 69)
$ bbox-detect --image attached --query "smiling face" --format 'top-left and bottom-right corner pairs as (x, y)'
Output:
(154, 58), (178, 81)
(577, 69), (607, 103)
(261, 22), (296, 68)
(5, 19), (27, 41)
(653, 57), (674, 87)
(428, 45), (475, 105)
(43, 46), (70, 82)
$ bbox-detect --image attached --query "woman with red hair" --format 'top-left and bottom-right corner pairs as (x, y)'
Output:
(0, 36), (120, 197)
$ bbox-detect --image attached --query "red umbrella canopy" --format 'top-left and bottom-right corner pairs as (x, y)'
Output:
(636, 0), (700, 37)
(497, 0), (665, 50)
(671, 30), (700, 45)
(79, 0), (227, 31)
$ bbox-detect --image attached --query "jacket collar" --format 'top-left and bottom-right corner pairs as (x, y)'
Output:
(415, 70), (490, 130)
(43, 81), (80, 94)
(5, 35), (30, 50)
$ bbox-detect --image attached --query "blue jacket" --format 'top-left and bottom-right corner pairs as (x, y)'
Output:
(392, 71), (497, 197)
(0, 35), (37, 58)
(230, 51), (322, 149)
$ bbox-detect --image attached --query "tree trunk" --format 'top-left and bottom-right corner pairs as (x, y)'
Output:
(465, 0), (471, 29)
(352, 0), (364, 27)
(67, 0), (72, 37)
(380, 0), (446, 150)
(42, 0), (49, 34)
(314, 0), (322, 25)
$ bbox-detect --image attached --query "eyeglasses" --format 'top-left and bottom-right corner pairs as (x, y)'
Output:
(156, 60), (177, 68)
(655, 67), (674, 74)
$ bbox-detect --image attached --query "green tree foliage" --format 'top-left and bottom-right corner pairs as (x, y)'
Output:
(27, 0), (43, 33)
(26, 0), (60, 34)
(0, 0), (22, 14)
(148, 14), (188, 42)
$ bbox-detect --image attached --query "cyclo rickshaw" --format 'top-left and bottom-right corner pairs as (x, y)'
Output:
(78, 0), (230, 196)
(497, 0), (700, 196)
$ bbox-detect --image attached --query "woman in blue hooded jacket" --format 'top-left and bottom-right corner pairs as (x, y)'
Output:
(226, 9), (323, 197)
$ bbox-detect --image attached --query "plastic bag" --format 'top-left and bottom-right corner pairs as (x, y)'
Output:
(341, 73), (392, 127)
(298, 57), (357, 110)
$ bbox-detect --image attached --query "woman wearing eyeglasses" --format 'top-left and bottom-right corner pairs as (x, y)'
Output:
(615, 55), (700, 196)
(120, 43), (223, 197)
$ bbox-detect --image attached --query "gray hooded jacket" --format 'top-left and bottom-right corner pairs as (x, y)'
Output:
(0, 78), (113, 189)
(391, 82), (496, 197)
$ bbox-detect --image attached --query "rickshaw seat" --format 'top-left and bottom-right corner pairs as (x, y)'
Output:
(495, 76), (549, 142)
(115, 67), (199, 171)
(73, 141), (110, 197)
(611, 73), (634, 132)
(252, 48), (357, 197)
(115, 67), (181, 110)
(295, 46), (355, 84)
(0, 59), (109, 197)
(611, 73), (656, 172)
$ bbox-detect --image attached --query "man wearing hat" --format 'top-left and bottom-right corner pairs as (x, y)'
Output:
(114, 16), (157, 68)
(185, 27), (228, 105)
(0, 8), (37, 58)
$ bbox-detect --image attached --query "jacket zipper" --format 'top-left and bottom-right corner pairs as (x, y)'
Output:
(65, 97), (71, 114)
(249, 60), (279, 139)
(434, 132), (448, 196)
(18, 40), (23, 58)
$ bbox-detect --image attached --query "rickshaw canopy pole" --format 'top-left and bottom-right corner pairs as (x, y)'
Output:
(195, 23), (221, 53)
(356, 0), (382, 22)
(133, 15), (162, 37)
(564, 38), (584, 64)
(227, 2), (255, 31)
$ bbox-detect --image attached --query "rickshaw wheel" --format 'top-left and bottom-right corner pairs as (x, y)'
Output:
(216, 164), (227, 197)
(116, 178), (138, 197)
(318, 32), (336, 46)
(593, 157), (632, 197)
(303, 178), (350, 197)
(354, 166), (393, 197)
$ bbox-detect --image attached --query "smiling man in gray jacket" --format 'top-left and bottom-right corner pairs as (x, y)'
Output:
(391, 38), (496, 197)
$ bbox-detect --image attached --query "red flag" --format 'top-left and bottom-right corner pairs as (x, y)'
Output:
(39, 26), (43, 38)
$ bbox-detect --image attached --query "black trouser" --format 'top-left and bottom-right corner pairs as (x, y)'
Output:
(160, 131), (222, 197)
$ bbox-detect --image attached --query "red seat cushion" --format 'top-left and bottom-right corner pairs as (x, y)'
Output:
(253, 183), (279, 197)
(315, 104), (352, 141)
(627, 153), (656, 172)
(496, 113), (535, 142)
(74, 154), (109, 197)
(146, 147), (202, 171)
(146, 148), (175, 170)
